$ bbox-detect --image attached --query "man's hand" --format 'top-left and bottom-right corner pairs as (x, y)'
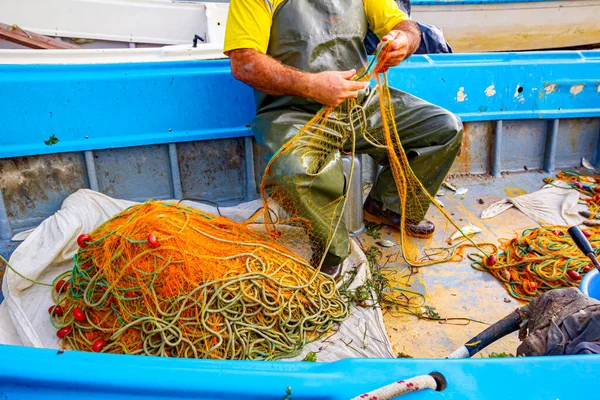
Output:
(379, 30), (410, 69)
(307, 70), (368, 108)
(229, 49), (367, 108)
(375, 20), (421, 71)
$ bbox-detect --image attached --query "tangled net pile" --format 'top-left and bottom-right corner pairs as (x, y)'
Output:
(49, 202), (347, 359)
(471, 170), (600, 302)
(472, 226), (600, 301)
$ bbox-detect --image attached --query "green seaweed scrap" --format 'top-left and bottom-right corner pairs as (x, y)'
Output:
(45, 134), (59, 146)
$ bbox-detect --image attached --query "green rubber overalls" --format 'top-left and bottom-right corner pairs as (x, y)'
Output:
(252, 0), (463, 266)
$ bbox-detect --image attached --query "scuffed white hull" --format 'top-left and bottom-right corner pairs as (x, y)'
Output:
(413, 0), (600, 52)
(0, 44), (225, 64)
(0, 0), (228, 49)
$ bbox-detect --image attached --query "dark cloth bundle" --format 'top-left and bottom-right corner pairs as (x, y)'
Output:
(518, 288), (600, 356)
(364, 0), (453, 56)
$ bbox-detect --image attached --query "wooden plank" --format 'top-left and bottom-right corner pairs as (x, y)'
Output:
(0, 23), (79, 49)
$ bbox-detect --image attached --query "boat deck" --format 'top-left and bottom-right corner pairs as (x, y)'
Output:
(0, 168), (574, 360)
(0, 169), (558, 360)
(365, 170), (550, 358)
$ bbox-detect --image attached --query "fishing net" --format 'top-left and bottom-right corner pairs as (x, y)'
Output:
(45, 42), (489, 358)
(49, 201), (347, 359)
(546, 170), (600, 216)
(259, 43), (489, 269)
(473, 226), (600, 302)
(475, 170), (600, 302)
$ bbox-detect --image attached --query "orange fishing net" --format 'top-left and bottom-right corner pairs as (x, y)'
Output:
(50, 201), (347, 359)
(473, 226), (600, 302)
(474, 170), (600, 302)
(548, 170), (600, 216)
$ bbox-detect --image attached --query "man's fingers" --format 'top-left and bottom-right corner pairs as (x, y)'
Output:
(344, 90), (360, 99)
(339, 69), (357, 79)
(386, 49), (407, 63)
(381, 33), (394, 42)
(382, 30), (401, 42)
(347, 80), (368, 90)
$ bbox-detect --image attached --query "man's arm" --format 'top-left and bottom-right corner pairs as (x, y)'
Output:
(229, 49), (367, 108)
(377, 20), (421, 69)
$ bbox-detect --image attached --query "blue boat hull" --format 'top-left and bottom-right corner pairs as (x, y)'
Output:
(1, 51), (600, 398)
(1, 51), (599, 159)
(0, 345), (598, 399)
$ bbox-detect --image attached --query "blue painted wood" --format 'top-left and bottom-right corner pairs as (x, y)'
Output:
(93, 145), (174, 202)
(1, 51), (599, 159)
(84, 151), (99, 191)
(0, 345), (598, 399)
(0, 60), (256, 159)
(388, 51), (600, 122)
(491, 120), (502, 177)
(555, 118), (599, 169)
(543, 119), (559, 173)
(500, 120), (547, 171)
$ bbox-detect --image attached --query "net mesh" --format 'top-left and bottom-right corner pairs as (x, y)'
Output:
(475, 170), (600, 302)
(260, 44), (489, 269)
(472, 226), (600, 302)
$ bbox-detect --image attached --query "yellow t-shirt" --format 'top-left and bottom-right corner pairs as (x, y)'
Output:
(223, 0), (408, 55)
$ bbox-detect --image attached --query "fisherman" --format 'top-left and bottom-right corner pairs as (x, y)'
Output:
(224, 0), (463, 278)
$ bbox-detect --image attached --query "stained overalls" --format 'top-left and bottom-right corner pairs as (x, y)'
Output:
(252, 0), (463, 266)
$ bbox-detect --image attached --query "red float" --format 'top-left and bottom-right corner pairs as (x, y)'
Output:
(48, 305), (64, 317)
(55, 279), (69, 293)
(72, 307), (86, 322)
(567, 270), (582, 280)
(148, 233), (159, 248)
(57, 326), (72, 338)
(77, 233), (92, 248)
(92, 339), (107, 353)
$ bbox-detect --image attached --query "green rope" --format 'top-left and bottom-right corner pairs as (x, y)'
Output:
(0, 254), (53, 287)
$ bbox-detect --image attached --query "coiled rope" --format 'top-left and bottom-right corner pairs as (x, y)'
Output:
(351, 372), (446, 399)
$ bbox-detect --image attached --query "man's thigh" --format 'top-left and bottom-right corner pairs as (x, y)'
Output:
(357, 86), (462, 153)
(252, 108), (347, 155)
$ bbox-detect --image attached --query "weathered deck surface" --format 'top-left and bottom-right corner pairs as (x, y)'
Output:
(0, 169), (575, 359)
(361, 171), (551, 358)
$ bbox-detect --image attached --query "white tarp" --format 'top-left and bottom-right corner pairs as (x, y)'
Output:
(480, 181), (588, 226)
(0, 189), (393, 361)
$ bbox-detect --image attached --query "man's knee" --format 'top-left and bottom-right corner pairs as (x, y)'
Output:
(439, 111), (463, 150)
(324, 237), (351, 266)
